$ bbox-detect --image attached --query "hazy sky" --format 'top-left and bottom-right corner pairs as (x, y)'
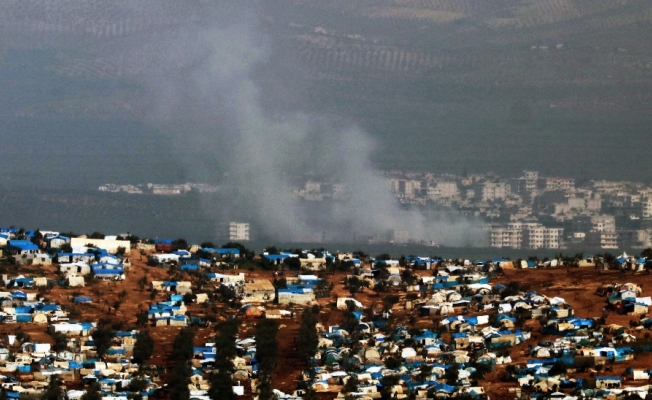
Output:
(2, 1), (651, 184)
(0, 1), (651, 242)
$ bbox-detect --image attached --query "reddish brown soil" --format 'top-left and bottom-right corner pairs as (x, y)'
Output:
(3, 257), (652, 400)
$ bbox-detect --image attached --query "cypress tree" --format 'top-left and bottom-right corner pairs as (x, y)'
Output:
(132, 330), (155, 364)
(168, 362), (191, 400)
(255, 319), (279, 400)
(255, 319), (279, 374)
(171, 327), (195, 362)
(208, 319), (239, 400)
(80, 382), (102, 400)
(297, 308), (318, 362)
(41, 376), (64, 400)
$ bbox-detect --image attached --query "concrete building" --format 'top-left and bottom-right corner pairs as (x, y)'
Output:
(642, 197), (652, 218)
(586, 231), (618, 249)
(544, 178), (575, 192)
(490, 227), (523, 249)
(229, 222), (250, 241)
(479, 182), (510, 202)
(523, 171), (539, 192)
(427, 181), (460, 200)
(491, 223), (563, 249)
(618, 230), (652, 248)
(591, 215), (616, 232)
(389, 179), (424, 199)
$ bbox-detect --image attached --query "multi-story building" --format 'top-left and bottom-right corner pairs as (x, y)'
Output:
(490, 223), (563, 249)
(427, 181), (460, 201)
(490, 227), (523, 249)
(229, 222), (250, 241)
(523, 171), (539, 191)
(521, 225), (564, 249)
(388, 179), (424, 199)
(586, 231), (618, 249)
(643, 197), (652, 218)
(479, 182), (510, 202)
(544, 178), (575, 192)
(591, 215), (616, 232)
(618, 230), (652, 248)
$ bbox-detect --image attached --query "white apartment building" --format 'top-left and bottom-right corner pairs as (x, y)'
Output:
(229, 222), (250, 241)
(642, 197), (652, 218)
(480, 182), (510, 202)
(544, 178), (575, 191)
(490, 228), (523, 249)
(491, 223), (563, 249)
(523, 171), (539, 191)
(591, 215), (616, 232)
(586, 231), (618, 249)
(427, 181), (460, 200)
(388, 179), (423, 199)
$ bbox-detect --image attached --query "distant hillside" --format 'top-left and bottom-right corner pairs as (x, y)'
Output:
(1, 1), (651, 180)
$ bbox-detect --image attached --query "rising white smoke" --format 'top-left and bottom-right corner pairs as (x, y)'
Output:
(0, 1), (488, 246)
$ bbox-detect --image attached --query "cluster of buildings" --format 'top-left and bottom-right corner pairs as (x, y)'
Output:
(0, 229), (161, 398)
(98, 182), (219, 195)
(292, 180), (350, 201)
(386, 170), (652, 249)
(7, 221), (652, 399)
(96, 169), (652, 249)
(283, 256), (652, 400)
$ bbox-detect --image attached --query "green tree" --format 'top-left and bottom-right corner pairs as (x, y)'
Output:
(80, 382), (102, 400)
(342, 374), (359, 393)
(136, 312), (149, 327)
(221, 242), (255, 260)
(137, 276), (148, 291)
(171, 328), (195, 362)
(41, 376), (64, 400)
(255, 320), (279, 374)
(50, 332), (68, 353)
(133, 330), (155, 364)
(128, 377), (148, 393)
(168, 362), (191, 400)
(346, 276), (362, 298)
(302, 389), (317, 400)
(297, 308), (318, 362)
(209, 370), (236, 400)
(282, 257), (301, 270)
(255, 319), (280, 400)
(418, 363), (433, 382)
(173, 238), (189, 250)
(380, 375), (400, 400)
(208, 319), (239, 400)
(445, 364), (459, 384)
(31, 229), (43, 245)
(92, 327), (114, 357)
(257, 375), (277, 400)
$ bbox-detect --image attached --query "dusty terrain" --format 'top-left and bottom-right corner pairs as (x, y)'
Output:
(3, 253), (652, 399)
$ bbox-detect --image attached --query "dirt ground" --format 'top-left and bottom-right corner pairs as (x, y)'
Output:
(4, 255), (652, 399)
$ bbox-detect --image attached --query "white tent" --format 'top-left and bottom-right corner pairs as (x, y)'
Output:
(401, 347), (417, 359)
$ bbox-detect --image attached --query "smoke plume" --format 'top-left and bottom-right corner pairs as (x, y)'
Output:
(1, 1), (488, 246)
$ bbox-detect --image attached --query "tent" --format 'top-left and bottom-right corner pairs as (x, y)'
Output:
(240, 305), (263, 318)
(401, 347), (417, 359)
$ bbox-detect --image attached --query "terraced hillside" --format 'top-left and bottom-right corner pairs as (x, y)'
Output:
(1, 1), (651, 180)
(260, 0), (652, 177)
